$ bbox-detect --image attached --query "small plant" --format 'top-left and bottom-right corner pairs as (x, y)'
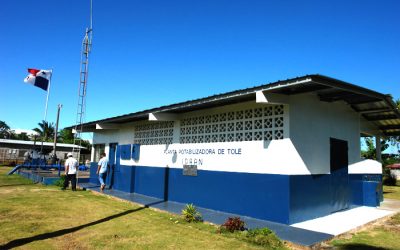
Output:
(245, 228), (284, 249)
(219, 217), (245, 233)
(181, 203), (202, 222)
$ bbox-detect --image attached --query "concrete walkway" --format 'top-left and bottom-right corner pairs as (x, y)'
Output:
(80, 182), (399, 247)
(291, 206), (394, 235)
(379, 198), (400, 212)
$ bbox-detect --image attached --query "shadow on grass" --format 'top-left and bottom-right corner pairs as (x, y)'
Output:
(0, 201), (163, 249)
(335, 243), (389, 250)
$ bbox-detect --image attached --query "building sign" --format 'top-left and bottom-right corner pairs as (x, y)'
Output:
(164, 147), (242, 167)
(183, 164), (197, 176)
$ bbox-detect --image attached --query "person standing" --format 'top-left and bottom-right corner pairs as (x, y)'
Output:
(62, 152), (78, 191)
(23, 150), (31, 164)
(97, 152), (109, 192)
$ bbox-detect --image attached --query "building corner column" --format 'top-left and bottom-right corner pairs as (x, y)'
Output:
(376, 136), (382, 162)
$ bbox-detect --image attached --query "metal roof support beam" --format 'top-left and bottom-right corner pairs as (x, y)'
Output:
(318, 91), (356, 102)
(95, 123), (121, 130)
(365, 114), (398, 121)
(149, 112), (178, 121)
(356, 108), (392, 114)
(347, 98), (383, 105)
(384, 132), (400, 136)
(379, 125), (400, 130)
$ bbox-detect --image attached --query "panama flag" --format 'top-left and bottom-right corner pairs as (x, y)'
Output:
(24, 68), (52, 91)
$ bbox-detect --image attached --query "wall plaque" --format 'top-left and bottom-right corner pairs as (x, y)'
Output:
(183, 165), (197, 176)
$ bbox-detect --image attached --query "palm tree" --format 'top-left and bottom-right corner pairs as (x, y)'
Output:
(33, 120), (55, 142)
(0, 120), (14, 139)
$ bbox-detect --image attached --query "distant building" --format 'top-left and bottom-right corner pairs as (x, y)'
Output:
(0, 139), (90, 165)
(73, 75), (400, 224)
(386, 163), (400, 180)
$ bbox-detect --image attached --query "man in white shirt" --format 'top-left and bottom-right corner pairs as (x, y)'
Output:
(96, 152), (109, 192)
(62, 152), (78, 191)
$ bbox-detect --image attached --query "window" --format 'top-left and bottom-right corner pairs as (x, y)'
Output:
(93, 144), (105, 162)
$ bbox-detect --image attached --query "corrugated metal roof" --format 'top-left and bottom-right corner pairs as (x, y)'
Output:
(68, 74), (400, 136)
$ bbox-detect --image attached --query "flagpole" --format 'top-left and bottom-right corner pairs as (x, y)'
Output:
(43, 69), (53, 122)
(40, 69), (53, 155)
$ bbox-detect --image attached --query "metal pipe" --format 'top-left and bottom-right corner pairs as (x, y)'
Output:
(52, 104), (62, 165)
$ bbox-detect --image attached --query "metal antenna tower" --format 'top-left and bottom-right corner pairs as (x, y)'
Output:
(73, 0), (93, 163)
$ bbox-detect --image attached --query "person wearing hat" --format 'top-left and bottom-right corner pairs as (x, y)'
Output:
(62, 152), (78, 191)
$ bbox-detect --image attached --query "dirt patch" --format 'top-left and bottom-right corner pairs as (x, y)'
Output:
(58, 233), (88, 250)
(30, 188), (59, 192)
(285, 241), (311, 250)
(0, 189), (14, 194)
(0, 187), (29, 194)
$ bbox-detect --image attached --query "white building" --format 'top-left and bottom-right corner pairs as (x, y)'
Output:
(74, 75), (400, 224)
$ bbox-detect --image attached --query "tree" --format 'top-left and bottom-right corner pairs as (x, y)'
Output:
(385, 99), (400, 154)
(80, 139), (91, 150)
(0, 120), (14, 139)
(14, 132), (30, 141)
(361, 137), (389, 160)
(58, 128), (74, 144)
(58, 128), (91, 149)
(33, 120), (55, 142)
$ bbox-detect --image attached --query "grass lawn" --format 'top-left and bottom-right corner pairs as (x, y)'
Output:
(327, 183), (400, 250)
(383, 184), (400, 200)
(0, 166), (287, 250)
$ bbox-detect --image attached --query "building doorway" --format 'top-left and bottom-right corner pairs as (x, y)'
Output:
(330, 137), (350, 212)
(107, 143), (118, 189)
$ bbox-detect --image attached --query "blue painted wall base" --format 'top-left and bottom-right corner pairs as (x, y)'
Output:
(350, 174), (382, 207)
(88, 162), (383, 224)
(89, 162), (100, 184)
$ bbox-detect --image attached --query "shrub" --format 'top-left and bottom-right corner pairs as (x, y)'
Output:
(53, 175), (66, 187)
(181, 203), (202, 222)
(220, 217), (245, 233)
(246, 227), (273, 237)
(245, 228), (284, 249)
(383, 174), (397, 186)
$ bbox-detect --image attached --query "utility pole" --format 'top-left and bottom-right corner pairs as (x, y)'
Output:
(52, 104), (62, 165)
(73, 0), (93, 187)
(73, 0), (93, 164)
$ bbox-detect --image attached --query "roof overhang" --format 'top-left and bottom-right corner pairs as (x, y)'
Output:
(0, 139), (87, 151)
(67, 74), (400, 137)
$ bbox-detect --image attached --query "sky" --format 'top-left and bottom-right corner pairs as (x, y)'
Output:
(1, 0), (399, 141)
